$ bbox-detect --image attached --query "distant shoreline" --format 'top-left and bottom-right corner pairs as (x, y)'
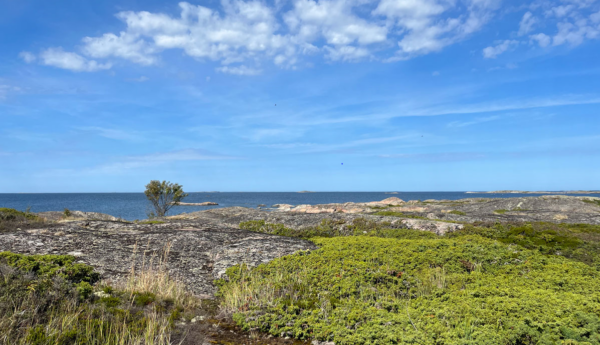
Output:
(465, 190), (600, 194)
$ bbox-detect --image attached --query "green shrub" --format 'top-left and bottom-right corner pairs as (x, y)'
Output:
(0, 208), (46, 233)
(0, 207), (40, 221)
(218, 236), (600, 345)
(494, 209), (508, 214)
(241, 218), (405, 239)
(0, 252), (100, 284)
(448, 222), (600, 267)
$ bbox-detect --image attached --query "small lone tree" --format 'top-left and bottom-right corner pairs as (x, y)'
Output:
(144, 180), (188, 217)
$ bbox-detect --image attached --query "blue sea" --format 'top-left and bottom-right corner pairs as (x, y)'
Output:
(1, 192), (598, 221)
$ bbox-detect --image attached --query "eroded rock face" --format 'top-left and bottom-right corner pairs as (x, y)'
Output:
(0, 220), (316, 298)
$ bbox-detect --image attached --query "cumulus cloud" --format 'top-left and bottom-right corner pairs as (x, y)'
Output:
(82, 32), (158, 65)
(526, 1), (600, 48)
(482, 40), (518, 58)
(34, 0), (597, 69)
(40, 48), (112, 72)
(30, 0), (506, 72)
(375, 0), (498, 58)
(530, 33), (552, 47)
(284, 0), (387, 58)
(19, 51), (36, 63)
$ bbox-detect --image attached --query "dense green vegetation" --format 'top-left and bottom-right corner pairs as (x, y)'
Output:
(218, 236), (600, 345)
(449, 222), (600, 268)
(223, 220), (600, 344)
(0, 252), (196, 345)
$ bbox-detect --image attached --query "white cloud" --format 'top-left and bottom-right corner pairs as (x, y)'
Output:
(552, 20), (599, 46)
(284, 0), (387, 55)
(82, 32), (158, 65)
(114, 1), (287, 64)
(530, 33), (551, 47)
(32, 0), (503, 71)
(375, 0), (499, 58)
(216, 65), (262, 75)
(526, 2), (600, 48)
(518, 12), (537, 35)
(325, 45), (371, 61)
(19, 51), (36, 63)
(482, 40), (518, 58)
(40, 48), (112, 72)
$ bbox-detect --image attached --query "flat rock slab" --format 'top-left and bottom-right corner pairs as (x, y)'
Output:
(0, 220), (316, 298)
(171, 207), (464, 235)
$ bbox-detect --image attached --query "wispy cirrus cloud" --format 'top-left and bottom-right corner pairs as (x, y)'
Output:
(447, 115), (502, 127)
(72, 149), (240, 174)
(379, 152), (487, 162)
(76, 127), (145, 141)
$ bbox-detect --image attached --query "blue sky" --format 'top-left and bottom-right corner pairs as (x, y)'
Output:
(1, 0), (599, 192)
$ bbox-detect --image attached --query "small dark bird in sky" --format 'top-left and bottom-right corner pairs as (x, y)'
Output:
(341, 163), (343, 165)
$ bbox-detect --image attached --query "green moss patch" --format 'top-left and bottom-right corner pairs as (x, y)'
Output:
(138, 220), (166, 224)
(448, 210), (466, 216)
(218, 236), (600, 345)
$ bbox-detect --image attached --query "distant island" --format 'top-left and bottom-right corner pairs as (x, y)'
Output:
(297, 191), (315, 193)
(466, 190), (600, 194)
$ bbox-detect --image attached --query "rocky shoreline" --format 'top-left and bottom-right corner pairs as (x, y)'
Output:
(1, 195), (599, 299)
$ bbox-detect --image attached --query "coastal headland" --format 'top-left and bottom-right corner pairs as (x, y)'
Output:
(2, 194), (600, 344)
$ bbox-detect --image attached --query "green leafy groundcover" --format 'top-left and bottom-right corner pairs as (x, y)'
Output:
(0, 252), (100, 286)
(218, 236), (600, 345)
